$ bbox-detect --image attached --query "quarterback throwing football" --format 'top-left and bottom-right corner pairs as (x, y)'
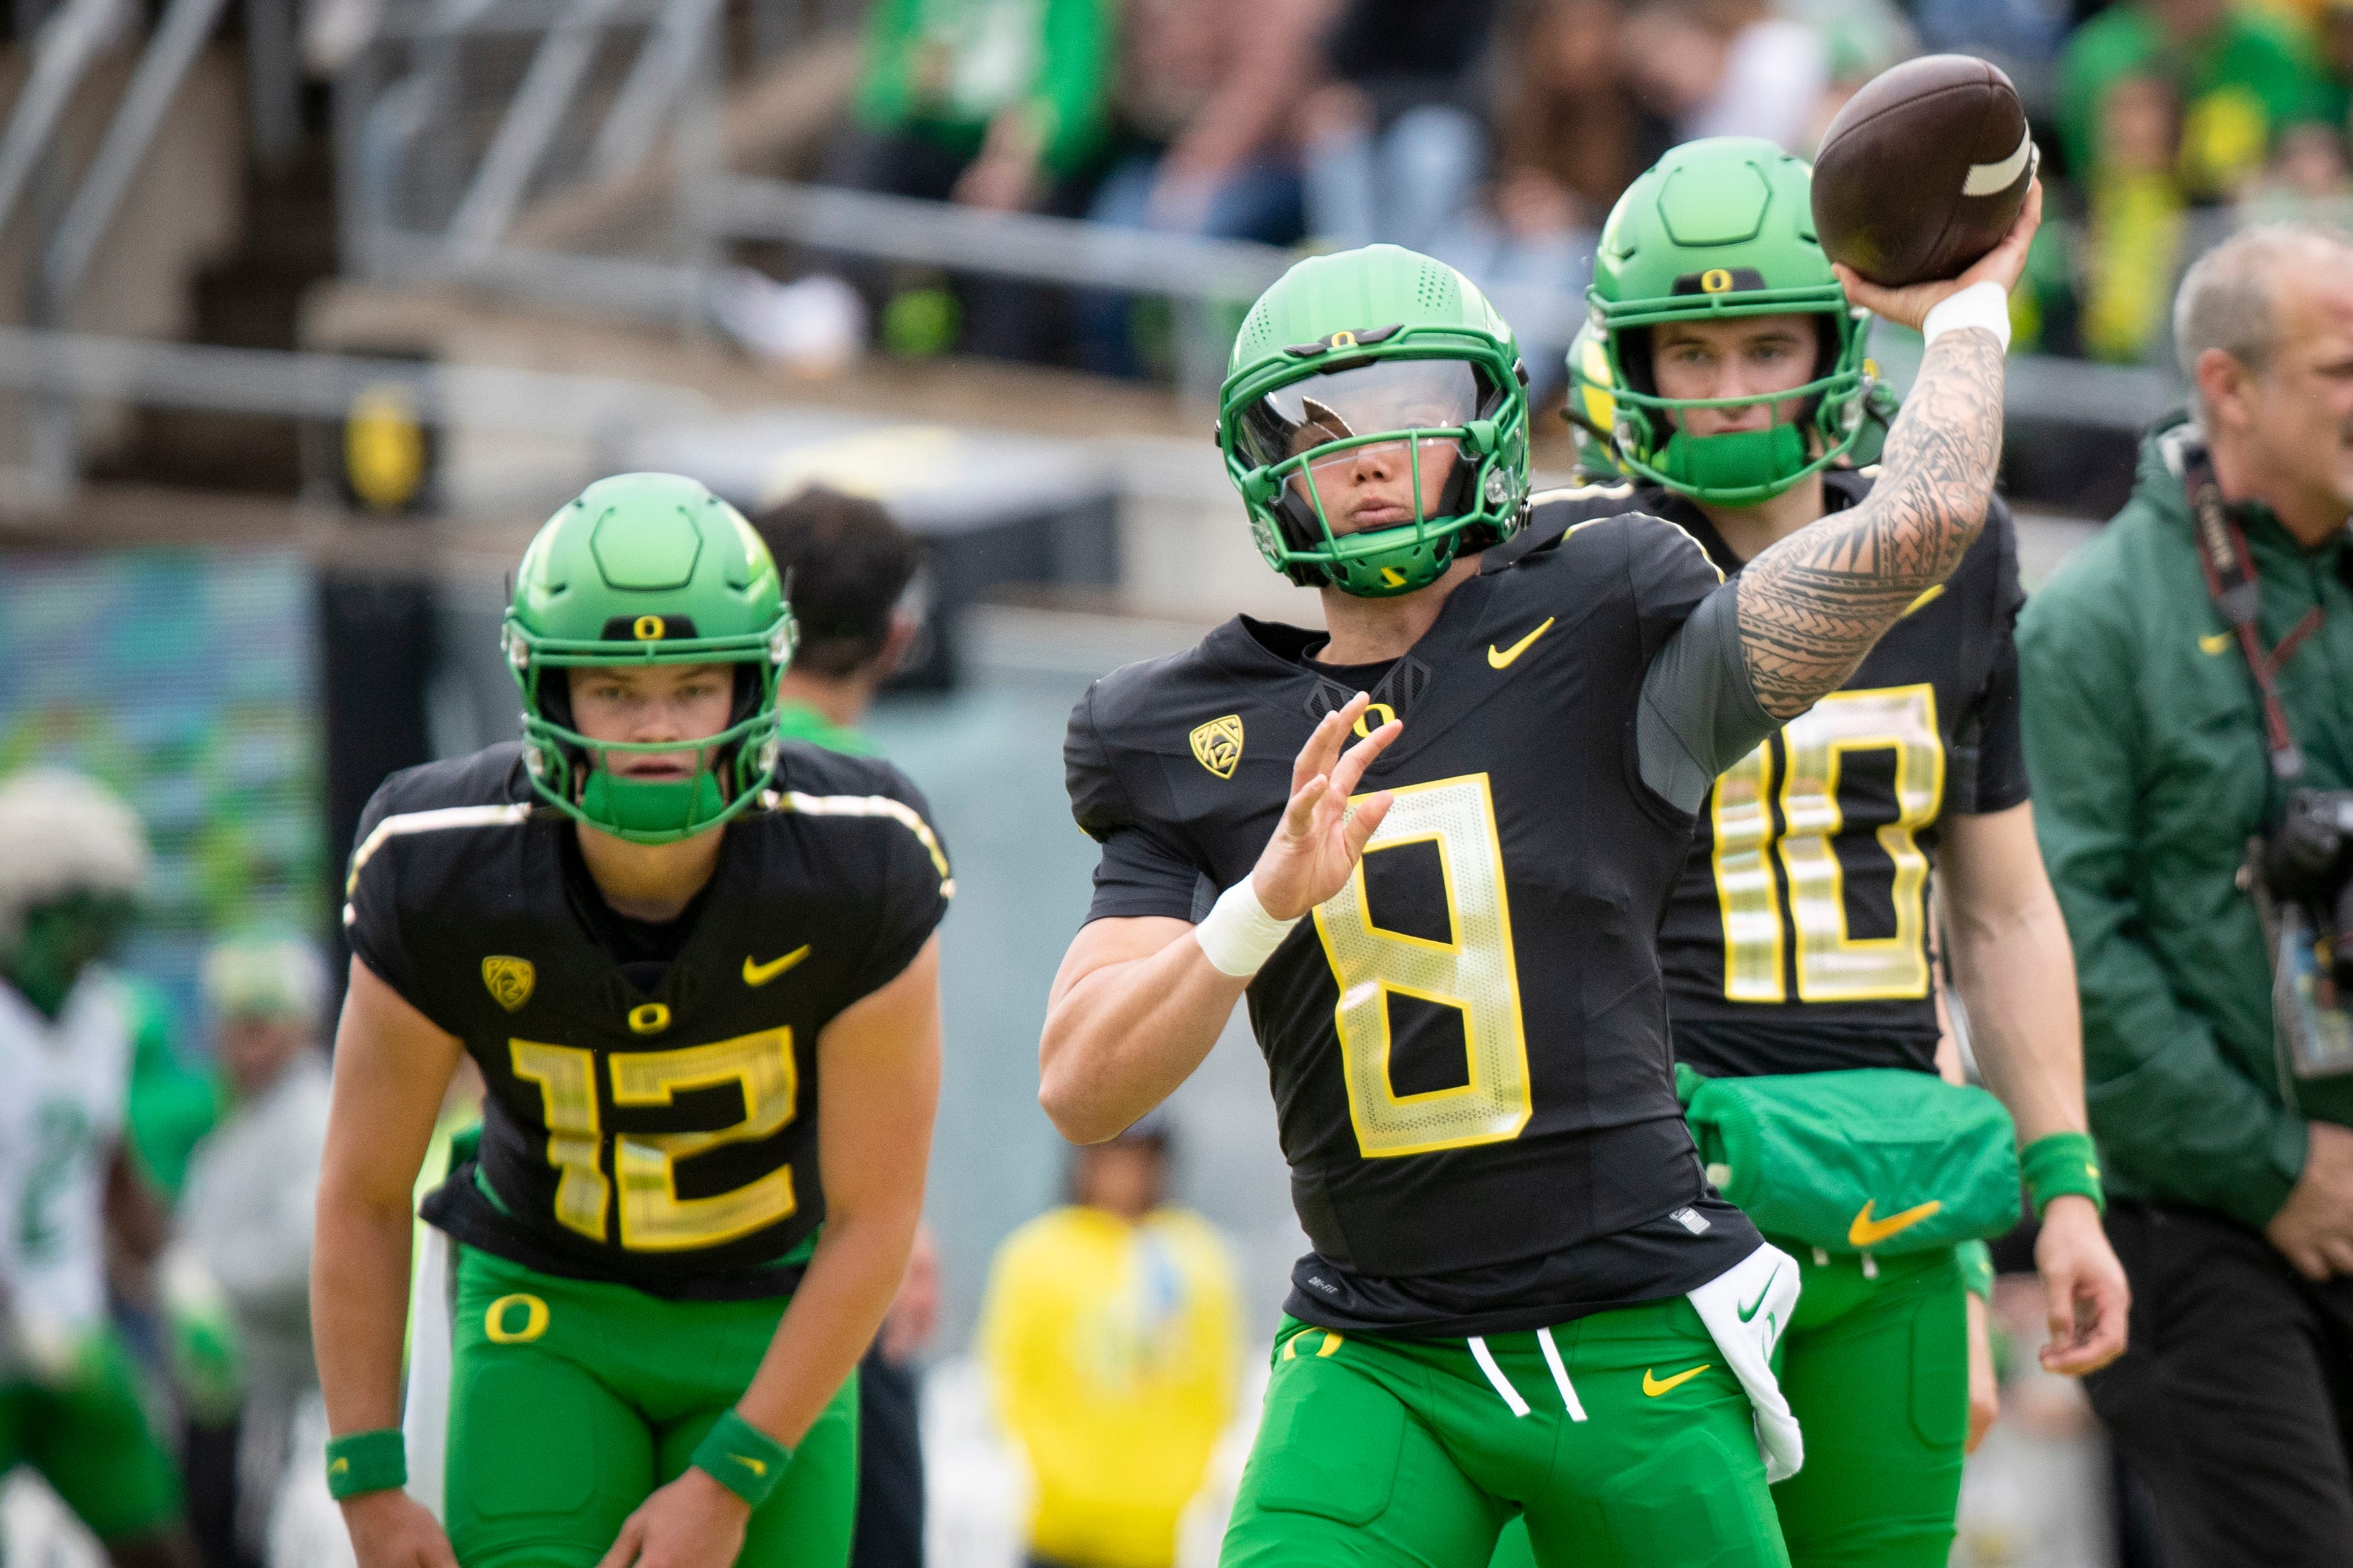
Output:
(1042, 196), (2039, 1562)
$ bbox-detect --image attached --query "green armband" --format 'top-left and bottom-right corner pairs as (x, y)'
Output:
(2021, 1130), (2106, 1217)
(324, 1429), (407, 1501)
(691, 1409), (792, 1509)
(1955, 1239), (1995, 1301)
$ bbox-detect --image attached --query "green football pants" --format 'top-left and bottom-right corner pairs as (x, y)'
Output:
(0, 1328), (184, 1543)
(440, 1246), (858, 1568)
(1224, 1301), (1789, 1567)
(1491, 1247), (1964, 1568)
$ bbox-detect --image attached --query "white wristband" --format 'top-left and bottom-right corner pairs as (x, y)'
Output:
(1193, 878), (1300, 977)
(1921, 279), (2011, 351)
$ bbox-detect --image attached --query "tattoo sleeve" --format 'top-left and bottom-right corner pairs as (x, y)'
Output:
(1734, 327), (2007, 718)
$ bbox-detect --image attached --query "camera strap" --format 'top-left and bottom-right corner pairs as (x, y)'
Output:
(2182, 445), (2322, 784)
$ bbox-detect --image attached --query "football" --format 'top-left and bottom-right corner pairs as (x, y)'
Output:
(1810, 53), (2038, 289)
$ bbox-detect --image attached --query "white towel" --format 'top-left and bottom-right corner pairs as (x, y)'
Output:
(1684, 1242), (1804, 1483)
(401, 1226), (452, 1519)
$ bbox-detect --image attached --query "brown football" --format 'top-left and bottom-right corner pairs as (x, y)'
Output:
(1810, 54), (2037, 288)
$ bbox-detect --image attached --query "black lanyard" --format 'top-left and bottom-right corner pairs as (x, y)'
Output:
(2182, 445), (2325, 784)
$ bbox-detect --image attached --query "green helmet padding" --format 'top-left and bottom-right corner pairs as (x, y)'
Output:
(1579, 137), (1879, 505)
(502, 472), (797, 844)
(1218, 245), (1531, 597)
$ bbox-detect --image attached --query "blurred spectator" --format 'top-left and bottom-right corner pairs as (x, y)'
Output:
(1299, 0), (1503, 253)
(1619, 0), (1830, 153)
(832, 0), (1119, 361)
(0, 769), (199, 1568)
(2019, 224), (2353, 1567)
(751, 484), (934, 1568)
(980, 1115), (1239, 1568)
(753, 486), (924, 755)
(173, 935), (331, 1568)
(122, 976), (219, 1205)
(2057, 0), (2326, 201)
(2319, 0), (2353, 130)
(1429, 0), (1667, 400)
(2079, 73), (2191, 361)
(1077, 0), (1322, 376)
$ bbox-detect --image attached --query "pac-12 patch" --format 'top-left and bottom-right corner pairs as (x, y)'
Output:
(481, 956), (535, 1012)
(1190, 714), (1245, 780)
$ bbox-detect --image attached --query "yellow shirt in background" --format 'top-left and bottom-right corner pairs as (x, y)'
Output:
(980, 1204), (1241, 1568)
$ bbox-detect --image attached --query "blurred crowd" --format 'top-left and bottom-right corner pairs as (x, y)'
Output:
(758, 0), (2353, 383)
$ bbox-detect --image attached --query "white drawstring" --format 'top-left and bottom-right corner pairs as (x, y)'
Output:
(1535, 1327), (1588, 1422)
(1467, 1336), (1531, 1417)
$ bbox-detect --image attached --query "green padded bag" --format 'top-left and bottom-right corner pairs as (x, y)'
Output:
(1678, 1065), (2022, 1255)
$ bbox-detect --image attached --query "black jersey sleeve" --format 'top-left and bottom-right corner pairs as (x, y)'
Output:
(837, 765), (956, 999)
(340, 749), (531, 1035)
(343, 772), (421, 1007)
(1953, 497), (2031, 815)
(1065, 678), (1207, 923)
(1615, 515), (1775, 813)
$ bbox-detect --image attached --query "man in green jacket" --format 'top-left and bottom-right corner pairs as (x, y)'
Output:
(2018, 222), (2353, 1567)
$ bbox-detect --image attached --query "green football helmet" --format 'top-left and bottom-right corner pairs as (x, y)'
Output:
(502, 473), (796, 844)
(1580, 137), (1876, 505)
(1219, 245), (1530, 597)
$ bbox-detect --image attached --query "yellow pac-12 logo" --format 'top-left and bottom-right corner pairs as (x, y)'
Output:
(482, 956), (535, 1012)
(1191, 714), (1245, 780)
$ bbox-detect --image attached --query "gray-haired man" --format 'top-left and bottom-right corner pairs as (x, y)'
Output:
(2019, 224), (2353, 1565)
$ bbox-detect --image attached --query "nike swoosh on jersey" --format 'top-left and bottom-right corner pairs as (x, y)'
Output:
(742, 945), (812, 986)
(1643, 1364), (1710, 1397)
(1848, 1198), (1943, 1248)
(2199, 631), (2234, 654)
(1487, 617), (1557, 669)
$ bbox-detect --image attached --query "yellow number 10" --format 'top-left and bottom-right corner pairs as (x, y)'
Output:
(1312, 773), (1532, 1159)
(1711, 684), (1946, 1002)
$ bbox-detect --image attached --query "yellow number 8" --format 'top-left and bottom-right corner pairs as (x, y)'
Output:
(1312, 772), (1532, 1157)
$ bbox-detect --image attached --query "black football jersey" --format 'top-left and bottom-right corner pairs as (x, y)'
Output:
(1532, 472), (2029, 1080)
(1065, 513), (1765, 1338)
(344, 742), (952, 1299)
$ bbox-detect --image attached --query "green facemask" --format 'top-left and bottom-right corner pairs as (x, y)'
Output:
(577, 770), (729, 839)
(1657, 425), (1810, 495)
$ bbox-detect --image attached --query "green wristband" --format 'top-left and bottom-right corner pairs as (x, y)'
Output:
(324, 1429), (407, 1501)
(1954, 1239), (1995, 1301)
(2021, 1131), (2106, 1217)
(691, 1409), (792, 1509)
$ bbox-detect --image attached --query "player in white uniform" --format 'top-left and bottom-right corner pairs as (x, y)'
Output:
(0, 770), (196, 1568)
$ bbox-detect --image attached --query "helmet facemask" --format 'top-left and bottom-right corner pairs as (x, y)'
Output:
(1584, 304), (1872, 506)
(506, 618), (798, 845)
(1226, 347), (1528, 597)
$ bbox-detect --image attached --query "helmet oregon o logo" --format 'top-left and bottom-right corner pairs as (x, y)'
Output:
(628, 1002), (671, 1034)
(633, 615), (666, 641)
(1329, 330), (1357, 350)
(1189, 715), (1245, 780)
(1700, 268), (1734, 294)
(484, 1293), (549, 1343)
(481, 956), (535, 1012)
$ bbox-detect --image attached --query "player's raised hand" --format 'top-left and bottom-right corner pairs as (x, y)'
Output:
(1251, 693), (1400, 921)
(595, 1468), (750, 1568)
(1833, 179), (2042, 335)
(2033, 1192), (2130, 1376)
(340, 1490), (460, 1568)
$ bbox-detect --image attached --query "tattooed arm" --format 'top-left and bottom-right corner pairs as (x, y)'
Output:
(1735, 324), (2008, 716)
(1629, 185), (2042, 815)
(1732, 184), (2041, 718)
